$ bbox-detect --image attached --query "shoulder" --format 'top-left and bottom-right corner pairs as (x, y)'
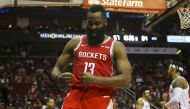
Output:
(65, 37), (82, 50)
(113, 41), (125, 48)
(112, 41), (127, 57)
(69, 37), (81, 46)
(173, 76), (187, 89)
(113, 41), (126, 52)
(137, 98), (144, 103)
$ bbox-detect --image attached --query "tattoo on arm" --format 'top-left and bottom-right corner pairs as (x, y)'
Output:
(173, 78), (185, 89)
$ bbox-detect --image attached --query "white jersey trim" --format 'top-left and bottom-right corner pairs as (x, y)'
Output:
(110, 40), (116, 76)
(103, 36), (111, 44)
(106, 99), (113, 109)
(73, 36), (83, 54)
(61, 92), (70, 109)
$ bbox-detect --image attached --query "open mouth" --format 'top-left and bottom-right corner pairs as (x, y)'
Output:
(92, 33), (96, 36)
(91, 31), (96, 36)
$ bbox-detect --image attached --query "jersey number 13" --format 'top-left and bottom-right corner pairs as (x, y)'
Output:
(84, 62), (95, 75)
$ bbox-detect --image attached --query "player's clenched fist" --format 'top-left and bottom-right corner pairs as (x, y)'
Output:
(81, 72), (95, 85)
(57, 72), (73, 84)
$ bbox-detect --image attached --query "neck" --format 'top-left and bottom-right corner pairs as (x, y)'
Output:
(142, 96), (148, 101)
(172, 73), (180, 80)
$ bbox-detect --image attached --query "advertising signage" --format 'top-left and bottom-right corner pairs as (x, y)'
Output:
(167, 35), (190, 43)
(82, 0), (167, 14)
(39, 33), (161, 43)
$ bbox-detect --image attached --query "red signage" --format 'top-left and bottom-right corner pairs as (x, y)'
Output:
(82, 0), (167, 14)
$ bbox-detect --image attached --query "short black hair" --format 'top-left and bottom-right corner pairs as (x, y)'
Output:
(88, 5), (106, 18)
(140, 86), (149, 94)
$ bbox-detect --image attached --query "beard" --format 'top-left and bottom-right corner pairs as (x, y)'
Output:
(86, 26), (106, 46)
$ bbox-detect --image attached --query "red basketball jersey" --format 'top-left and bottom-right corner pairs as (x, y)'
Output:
(69, 35), (115, 91)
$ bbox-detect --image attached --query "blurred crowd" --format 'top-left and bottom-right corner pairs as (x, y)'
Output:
(0, 45), (189, 109)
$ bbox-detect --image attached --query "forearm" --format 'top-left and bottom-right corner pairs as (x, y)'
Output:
(93, 73), (131, 88)
(51, 66), (62, 81)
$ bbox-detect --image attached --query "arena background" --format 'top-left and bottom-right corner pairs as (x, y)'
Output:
(0, 0), (190, 109)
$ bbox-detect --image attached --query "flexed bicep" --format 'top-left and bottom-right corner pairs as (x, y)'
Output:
(114, 41), (131, 76)
(51, 38), (80, 82)
(172, 77), (187, 89)
(113, 41), (132, 87)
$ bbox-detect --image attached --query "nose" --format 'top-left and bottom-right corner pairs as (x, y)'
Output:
(90, 24), (97, 30)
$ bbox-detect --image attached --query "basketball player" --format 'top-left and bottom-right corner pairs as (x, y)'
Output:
(136, 86), (151, 109)
(46, 98), (55, 109)
(159, 92), (169, 109)
(51, 5), (132, 109)
(164, 62), (190, 109)
(42, 98), (55, 109)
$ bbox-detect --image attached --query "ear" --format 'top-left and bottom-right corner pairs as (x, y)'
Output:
(174, 68), (178, 73)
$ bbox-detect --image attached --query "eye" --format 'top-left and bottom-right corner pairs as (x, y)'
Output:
(87, 20), (104, 26)
(94, 21), (102, 25)
(87, 20), (93, 25)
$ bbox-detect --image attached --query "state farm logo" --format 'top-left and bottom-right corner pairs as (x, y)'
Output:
(87, 0), (143, 7)
(88, 0), (100, 5)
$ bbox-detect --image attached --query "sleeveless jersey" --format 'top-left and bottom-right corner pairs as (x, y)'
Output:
(70, 36), (115, 91)
(169, 76), (190, 109)
(139, 98), (150, 109)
